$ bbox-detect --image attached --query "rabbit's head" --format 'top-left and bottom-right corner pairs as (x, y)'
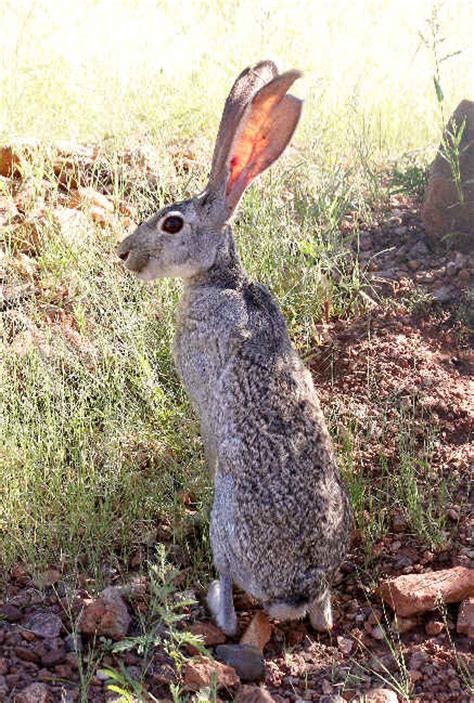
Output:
(118, 60), (302, 280)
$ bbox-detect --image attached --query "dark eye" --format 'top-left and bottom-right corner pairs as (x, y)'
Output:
(161, 214), (184, 234)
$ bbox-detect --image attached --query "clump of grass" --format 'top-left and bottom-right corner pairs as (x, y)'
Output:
(388, 416), (449, 548)
(0, 154), (211, 575)
(100, 546), (210, 702)
(389, 154), (430, 201)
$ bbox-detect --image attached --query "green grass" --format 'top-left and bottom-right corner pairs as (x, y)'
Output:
(0, 0), (472, 576)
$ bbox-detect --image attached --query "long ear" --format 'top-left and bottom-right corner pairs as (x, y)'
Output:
(207, 61), (302, 218)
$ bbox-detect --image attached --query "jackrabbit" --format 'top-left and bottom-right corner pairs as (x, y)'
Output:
(118, 60), (352, 636)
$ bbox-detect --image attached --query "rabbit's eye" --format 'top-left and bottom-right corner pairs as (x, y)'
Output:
(161, 214), (184, 234)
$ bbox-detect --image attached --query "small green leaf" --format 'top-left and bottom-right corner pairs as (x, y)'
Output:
(107, 684), (128, 695)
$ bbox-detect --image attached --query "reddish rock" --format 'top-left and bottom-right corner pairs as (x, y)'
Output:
(76, 187), (114, 213)
(68, 186), (114, 227)
(370, 625), (385, 640)
(184, 655), (239, 691)
(0, 141), (39, 179)
(336, 635), (353, 654)
(0, 145), (16, 177)
(65, 652), (80, 669)
(235, 685), (275, 702)
(14, 682), (51, 702)
(78, 586), (131, 640)
(392, 615), (418, 634)
(53, 663), (74, 679)
(379, 567), (474, 616)
(0, 658), (8, 675)
(422, 100), (474, 246)
(14, 647), (40, 664)
(6, 673), (24, 689)
(457, 596), (474, 637)
(41, 646), (66, 667)
(188, 621), (227, 646)
(364, 689), (398, 703)
(0, 604), (22, 622)
(240, 612), (272, 652)
(10, 564), (29, 584)
(21, 631), (36, 643)
(425, 619), (444, 636)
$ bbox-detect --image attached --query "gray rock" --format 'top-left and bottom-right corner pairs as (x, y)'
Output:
(446, 260), (459, 276)
(432, 286), (452, 303)
(234, 686), (275, 703)
(372, 269), (399, 281)
(23, 611), (62, 639)
(0, 603), (22, 622)
(410, 240), (429, 257)
(454, 251), (467, 267)
(65, 633), (83, 652)
(360, 234), (373, 252)
(215, 644), (265, 682)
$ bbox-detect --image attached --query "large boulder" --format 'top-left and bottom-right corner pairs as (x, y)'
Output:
(422, 99), (474, 248)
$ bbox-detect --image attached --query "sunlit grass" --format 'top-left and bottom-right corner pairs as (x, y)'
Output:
(1, 0), (472, 151)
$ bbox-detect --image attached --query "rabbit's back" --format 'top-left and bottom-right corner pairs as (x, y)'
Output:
(174, 277), (351, 602)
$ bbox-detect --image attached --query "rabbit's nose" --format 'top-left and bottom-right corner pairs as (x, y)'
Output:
(117, 239), (131, 261)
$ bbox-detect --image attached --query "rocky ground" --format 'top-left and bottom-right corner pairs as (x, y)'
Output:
(0, 143), (473, 702)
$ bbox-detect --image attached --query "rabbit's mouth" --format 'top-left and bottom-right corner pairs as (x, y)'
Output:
(118, 245), (201, 281)
(117, 246), (151, 275)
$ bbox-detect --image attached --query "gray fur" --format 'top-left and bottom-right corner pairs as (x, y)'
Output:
(118, 61), (351, 632)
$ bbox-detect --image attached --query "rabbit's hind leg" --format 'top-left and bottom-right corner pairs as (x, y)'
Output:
(309, 588), (333, 632)
(207, 574), (237, 636)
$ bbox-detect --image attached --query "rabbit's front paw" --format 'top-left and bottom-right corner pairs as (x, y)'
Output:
(216, 609), (237, 636)
(207, 578), (237, 636)
(206, 579), (221, 617)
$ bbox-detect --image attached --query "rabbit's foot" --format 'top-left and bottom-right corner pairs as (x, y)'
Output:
(309, 589), (333, 632)
(207, 576), (237, 636)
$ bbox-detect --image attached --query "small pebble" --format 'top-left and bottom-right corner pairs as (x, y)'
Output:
(371, 625), (385, 640)
(215, 644), (265, 682)
(425, 620), (444, 636)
